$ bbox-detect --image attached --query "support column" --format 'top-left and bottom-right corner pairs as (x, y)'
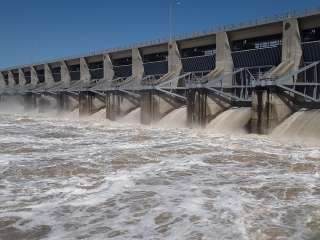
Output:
(8, 71), (15, 88)
(251, 88), (295, 134)
(168, 41), (183, 78)
(215, 32), (234, 85)
(140, 90), (184, 125)
(141, 90), (156, 125)
(268, 18), (302, 79)
(0, 72), (6, 89)
(106, 92), (120, 121)
(251, 18), (302, 134)
(23, 93), (37, 111)
(79, 91), (93, 116)
(187, 32), (233, 127)
(282, 18), (302, 74)
(18, 69), (26, 87)
(56, 61), (72, 112)
(132, 48), (144, 80)
(80, 57), (91, 85)
(30, 66), (39, 87)
(140, 41), (184, 125)
(61, 61), (71, 87)
(103, 53), (114, 81)
(79, 58), (92, 114)
(106, 91), (139, 121)
(44, 64), (55, 88)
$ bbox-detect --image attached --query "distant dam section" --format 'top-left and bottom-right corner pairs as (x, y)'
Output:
(1, 9), (320, 143)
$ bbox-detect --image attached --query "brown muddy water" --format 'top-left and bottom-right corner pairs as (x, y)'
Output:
(0, 108), (320, 240)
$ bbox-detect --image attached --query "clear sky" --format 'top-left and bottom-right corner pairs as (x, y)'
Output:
(0, 0), (319, 69)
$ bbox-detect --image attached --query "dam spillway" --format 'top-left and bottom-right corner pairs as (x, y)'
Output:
(2, 9), (320, 240)
(0, 10), (320, 138)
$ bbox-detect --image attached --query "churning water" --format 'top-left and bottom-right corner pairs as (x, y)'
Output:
(272, 109), (320, 145)
(0, 106), (320, 240)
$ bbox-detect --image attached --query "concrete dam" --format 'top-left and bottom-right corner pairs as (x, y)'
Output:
(1, 10), (320, 139)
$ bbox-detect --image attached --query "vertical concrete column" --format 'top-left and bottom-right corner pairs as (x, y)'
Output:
(103, 53), (114, 81)
(168, 41), (182, 77)
(60, 61), (71, 87)
(30, 66), (39, 87)
(251, 87), (294, 134)
(8, 71), (15, 88)
(282, 18), (302, 74)
(18, 69), (26, 87)
(187, 89), (207, 127)
(79, 58), (92, 116)
(140, 90), (156, 125)
(250, 19), (301, 134)
(106, 92), (120, 120)
(186, 32), (233, 127)
(44, 64), (55, 87)
(215, 32), (234, 85)
(0, 72), (6, 88)
(132, 48), (144, 80)
(80, 57), (91, 84)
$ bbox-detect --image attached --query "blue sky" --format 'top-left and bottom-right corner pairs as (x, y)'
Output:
(0, 0), (319, 69)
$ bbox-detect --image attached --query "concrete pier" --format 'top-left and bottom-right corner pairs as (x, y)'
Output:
(251, 18), (303, 134)
(251, 87), (295, 134)
(106, 91), (139, 120)
(141, 41), (184, 125)
(0, 10), (319, 133)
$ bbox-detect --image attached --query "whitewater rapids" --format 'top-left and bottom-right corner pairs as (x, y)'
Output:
(0, 107), (320, 239)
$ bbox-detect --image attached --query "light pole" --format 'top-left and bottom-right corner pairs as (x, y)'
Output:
(169, 0), (180, 43)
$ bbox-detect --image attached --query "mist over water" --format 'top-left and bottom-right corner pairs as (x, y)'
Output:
(0, 100), (320, 240)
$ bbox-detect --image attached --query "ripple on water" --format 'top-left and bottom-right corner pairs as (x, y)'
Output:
(0, 113), (319, 239)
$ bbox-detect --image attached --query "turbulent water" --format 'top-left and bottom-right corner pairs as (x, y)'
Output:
(0, 109), (320, 240)
(272, 109), (320, 145)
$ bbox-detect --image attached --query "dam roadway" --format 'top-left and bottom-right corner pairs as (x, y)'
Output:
(0, 9), (320, 135)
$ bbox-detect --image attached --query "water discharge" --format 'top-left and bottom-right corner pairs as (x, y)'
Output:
(206, 107), (251, 134)
(119, 108), (141, 124)
(0, 103), (320, 240)
(272, 109), (320, 145)
(155, 107), (187, 129)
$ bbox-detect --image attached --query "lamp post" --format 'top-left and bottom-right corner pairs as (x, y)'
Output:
(169, 0), (181, 43)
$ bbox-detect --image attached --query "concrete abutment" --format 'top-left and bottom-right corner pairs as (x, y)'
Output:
(251, 87), (295, 134)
